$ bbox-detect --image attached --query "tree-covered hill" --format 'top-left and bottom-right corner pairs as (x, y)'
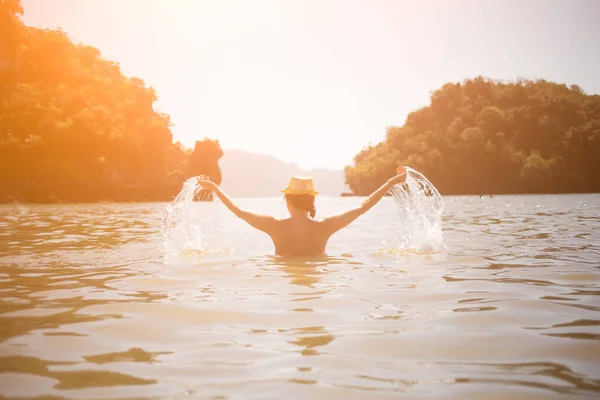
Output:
(0, 0), (192, 202)
(345, 77), (600, 195)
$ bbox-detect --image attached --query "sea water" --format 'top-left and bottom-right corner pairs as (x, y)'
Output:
(1, 195), (599, 398)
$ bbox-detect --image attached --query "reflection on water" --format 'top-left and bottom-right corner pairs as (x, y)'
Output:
(1, 195), (599, 398)
(289, 326), (335, 357)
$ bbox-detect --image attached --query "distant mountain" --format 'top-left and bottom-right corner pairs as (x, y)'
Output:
(219, 149), (347, 197)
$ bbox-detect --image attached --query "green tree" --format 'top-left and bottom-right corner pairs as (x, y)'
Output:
(346, 77), (600, 195)
(0, 0), (208, 202)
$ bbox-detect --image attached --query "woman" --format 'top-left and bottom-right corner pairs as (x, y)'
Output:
(197, 166), (407, 257)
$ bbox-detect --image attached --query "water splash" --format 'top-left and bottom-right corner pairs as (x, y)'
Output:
(161, 177), (209, 254)
(389, 167), (444, 252)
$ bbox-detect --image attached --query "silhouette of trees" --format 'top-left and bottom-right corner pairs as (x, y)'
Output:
(0, 0), (219, 202)
(188, 138), (223, 201)
(345, 77), (600, 195)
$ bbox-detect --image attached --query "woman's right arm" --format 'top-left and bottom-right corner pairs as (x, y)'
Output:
(321, 166), (407, 235)
(197, 176), (279, 234)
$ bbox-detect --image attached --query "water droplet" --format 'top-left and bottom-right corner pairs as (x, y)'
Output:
(161, 177), (209, 254)
(389, 167), (444, 252)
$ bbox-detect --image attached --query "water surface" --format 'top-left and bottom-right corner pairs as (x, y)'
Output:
(1, 195), (599, 399)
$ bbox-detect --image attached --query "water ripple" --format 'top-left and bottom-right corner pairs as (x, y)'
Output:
(0, 195), (599, 398)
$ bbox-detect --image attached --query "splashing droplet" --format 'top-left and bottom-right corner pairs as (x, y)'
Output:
(161, 177), (208, 254)
(389, 167), (444, 252)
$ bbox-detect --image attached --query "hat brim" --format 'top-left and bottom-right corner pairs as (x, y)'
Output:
(281, 189), (319, 196)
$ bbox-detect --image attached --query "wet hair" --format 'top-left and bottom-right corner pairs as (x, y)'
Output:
(285, 194), (316, 218)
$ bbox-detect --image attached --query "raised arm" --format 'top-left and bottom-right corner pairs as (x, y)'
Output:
(197, 176), (279, 234)
(321, 166), (407, 235)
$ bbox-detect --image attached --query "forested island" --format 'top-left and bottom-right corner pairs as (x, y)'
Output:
(2, 0), (599, 202)
(0, 0), (225, 202)
(345, 78), (600, 195)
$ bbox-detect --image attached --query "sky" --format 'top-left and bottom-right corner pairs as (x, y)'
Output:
(20, 0), (600, 170)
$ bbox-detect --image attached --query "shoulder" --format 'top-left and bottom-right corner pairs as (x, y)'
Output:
(314, 217), (334, 232)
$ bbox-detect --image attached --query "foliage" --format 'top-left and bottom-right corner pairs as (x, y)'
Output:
(345, 77), (600, 194)
(188, 138), (223, 184)
(0, 0), (221, 202)
(188, 138), (224, 201)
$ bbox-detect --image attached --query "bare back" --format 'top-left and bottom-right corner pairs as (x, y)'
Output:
(201, 171), (404, 257)
(269, 218), (331, 257)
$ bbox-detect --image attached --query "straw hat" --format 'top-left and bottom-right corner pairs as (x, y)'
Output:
(281, 176), (319, 196)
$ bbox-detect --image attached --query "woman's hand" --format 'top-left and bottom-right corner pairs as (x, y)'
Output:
(389, 166), (407, 185)
(196, 175), (217, 191)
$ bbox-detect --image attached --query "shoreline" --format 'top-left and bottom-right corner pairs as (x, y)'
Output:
(1, 191), (599, 205)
